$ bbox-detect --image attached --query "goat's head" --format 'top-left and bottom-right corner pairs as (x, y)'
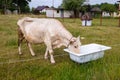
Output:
(68, 36), (81, 54)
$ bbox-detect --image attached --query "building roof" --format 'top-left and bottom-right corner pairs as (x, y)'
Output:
(117, 0), (120, 2)
(35, 6), (49, 11)
(91, 7), (102, 12)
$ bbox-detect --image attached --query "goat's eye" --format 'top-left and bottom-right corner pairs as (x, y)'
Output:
(74, 45), (78, 48)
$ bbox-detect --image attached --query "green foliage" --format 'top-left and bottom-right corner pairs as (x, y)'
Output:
(81, 4), (91, 12)
(0, 0), (31, 14)
(62, 0), (85, 10)
(91, 4), (101, 8)
(62, 0), (85, 17)
(12, 0), (31, 13)
(101, 3), (117, 12)
(0, 0), (13, 13)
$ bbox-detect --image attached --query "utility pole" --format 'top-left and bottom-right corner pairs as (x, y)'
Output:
(52, 0), (54, 18)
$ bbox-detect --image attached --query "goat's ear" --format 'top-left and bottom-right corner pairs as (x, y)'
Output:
(77, 36), (82, 45)
(70, 38), (76, 44)
(77, 36), (80, 42)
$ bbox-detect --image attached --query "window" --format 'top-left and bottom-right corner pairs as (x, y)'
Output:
(57, 10), (59, 13)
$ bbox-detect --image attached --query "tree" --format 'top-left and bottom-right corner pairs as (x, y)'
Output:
(81, 4), (91, 14)
(0, 0), (12, 14)
(62, 0), (85, 17)
(0, 0), (4, 13)
(114, 3), (119, 11)
(0, 0), (31, 14)
(101, 3), (117, 12)
(12, 0), (31, 13)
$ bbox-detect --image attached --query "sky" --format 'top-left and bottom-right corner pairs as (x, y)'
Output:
(29, 0), (118, 8)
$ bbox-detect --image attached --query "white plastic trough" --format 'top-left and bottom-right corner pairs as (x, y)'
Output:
(64, 43), (111, 63)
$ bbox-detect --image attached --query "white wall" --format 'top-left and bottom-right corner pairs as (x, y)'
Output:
(54, 10), (61, 17)
(102, 11), (118, 17)
(46, 9), (73, 18)
(102, 12), (110, 17)
(113, 12), (117, 17)
(46, 9), (54, 17)
(64, 11), (73, 18)
(46, 9), (61, 17)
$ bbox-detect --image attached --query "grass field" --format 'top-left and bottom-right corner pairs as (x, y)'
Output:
(0, 15), (120, 80)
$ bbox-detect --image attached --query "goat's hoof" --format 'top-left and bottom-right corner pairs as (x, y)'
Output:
(19, 54), (23, 56)
(32, 54), (36, 57)
(19, 52), (22, 55)
(51, 60), (55, 64)
(44, 56), (48, 60)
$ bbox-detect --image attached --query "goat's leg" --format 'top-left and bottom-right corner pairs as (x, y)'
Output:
(44, 48), (49, 59)
(48, 49), (55, 64)
(18, 28), (24, 55)
(18, 39), (22, 55)
(44, 39), (55, 63)
(27, 42), (35, 56)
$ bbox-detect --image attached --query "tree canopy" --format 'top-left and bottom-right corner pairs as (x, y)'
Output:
(0, 0), (31, 14)
(62, 0), (85, 17)
(12, 0), (31, 13)
(100, 3), (117, 12)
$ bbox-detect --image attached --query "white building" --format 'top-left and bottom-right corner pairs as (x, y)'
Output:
(46, 8), (74, 18)
(102, 12), (110, 17)
(102, 11), (118, 17)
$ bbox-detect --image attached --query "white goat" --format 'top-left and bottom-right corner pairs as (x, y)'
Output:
(17, 17), (81, 63)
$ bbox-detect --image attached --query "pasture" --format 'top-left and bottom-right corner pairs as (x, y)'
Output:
(0, 15), (120, 80)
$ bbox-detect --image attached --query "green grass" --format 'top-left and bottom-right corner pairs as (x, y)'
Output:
(0, 15), (120, 80)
